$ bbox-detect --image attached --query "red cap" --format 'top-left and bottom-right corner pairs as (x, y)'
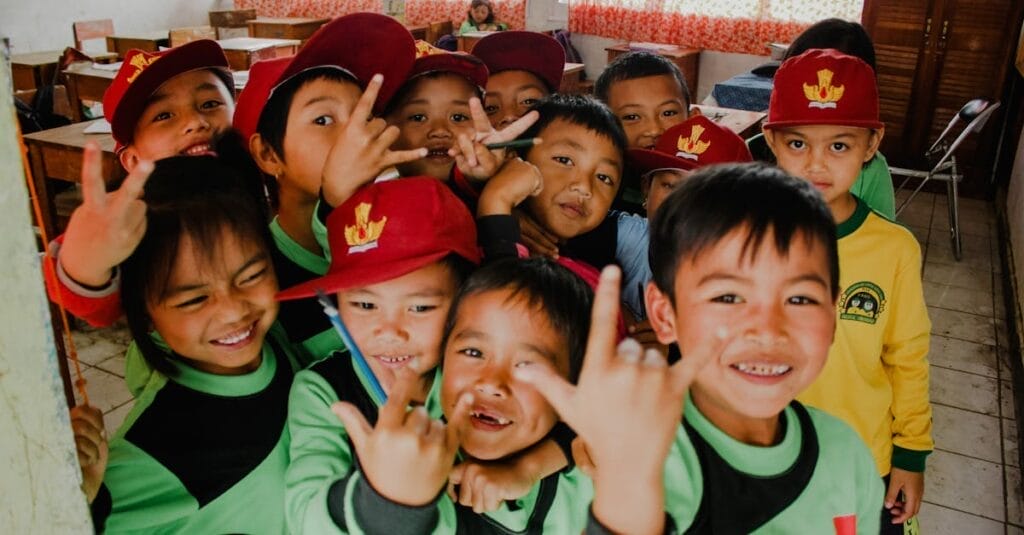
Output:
(628, 115), (752, 176)
(104, 40), (232, 148)
(472, 31), (564, 92)
(764, 48), (883, 130)
(233, 13), (417, 143)
(277, 177), (481, 300)
(408, 40), (488, 91)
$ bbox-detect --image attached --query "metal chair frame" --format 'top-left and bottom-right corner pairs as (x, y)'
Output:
(890, 99), (1001, 260)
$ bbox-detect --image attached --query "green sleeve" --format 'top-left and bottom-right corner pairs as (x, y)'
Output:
(850, 153), (896, 220)
(458, 20), (476, 35)
(312, 199), (332, 264)
(284, 369), (355, 534)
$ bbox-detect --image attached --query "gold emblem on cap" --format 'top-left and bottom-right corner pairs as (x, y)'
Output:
(675, 124), (711, 160)
(126, 52), (159, 84)
(803, 69), (845, 109)
(345, 203), (387, 253)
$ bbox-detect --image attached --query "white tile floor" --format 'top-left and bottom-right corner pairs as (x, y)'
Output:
(64, 191), (1023, 532)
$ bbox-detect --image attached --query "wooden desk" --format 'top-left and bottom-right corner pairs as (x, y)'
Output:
(11, 50), (62, 91)
(62, 63), (117, 122)
(560, 63), (586, 93)
(692, 104), (766, 139)
(406, 24), (428, 41)
(606, 44), (701, 98)
(457, 31), (497, 53)
(218, 37), (300, 71)
(247, 17), (328, 43)
(106, 31), (171, 58)
(23, 120), (124, 239)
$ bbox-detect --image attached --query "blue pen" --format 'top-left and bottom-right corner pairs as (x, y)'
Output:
(315, 289), (388, 404)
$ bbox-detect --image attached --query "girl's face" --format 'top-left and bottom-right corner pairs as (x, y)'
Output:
(278, 77), (364, 201)
(147, 227), (279, 375)
(386, 75), (478, 180)
(441, 289), (568, 461)
(471, 4), (490, 23)
(336, 261), (459, 401)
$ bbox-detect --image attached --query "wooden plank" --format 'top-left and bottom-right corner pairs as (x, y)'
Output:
(209, 8), (257, 28)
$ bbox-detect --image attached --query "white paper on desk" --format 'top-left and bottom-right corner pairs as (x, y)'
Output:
(83, 120), (113, 134)
(92, 61), (123, 71)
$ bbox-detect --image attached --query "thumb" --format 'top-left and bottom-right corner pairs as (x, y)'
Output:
(331, 401), (373, 452)
(883, 477), (902, 508)
(513, 364), (576, 424)
(445, 392), (474, 453)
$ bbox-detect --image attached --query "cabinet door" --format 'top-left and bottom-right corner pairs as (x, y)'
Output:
(862, 0), (938, 166)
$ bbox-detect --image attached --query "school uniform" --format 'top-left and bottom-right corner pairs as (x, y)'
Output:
(91, 326), (298, 533)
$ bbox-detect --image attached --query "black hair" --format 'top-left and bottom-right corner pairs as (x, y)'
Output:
(255, 68), (359, 207)
(120, 138), (273, 376)
(441, 257), (593, 383)
(383, 71), (486, 117)
(467, 0), (496, 26)
(649, 162), (839, 304)
(784, 18), (877, 71)
(594, 51), (691, 108)
(515, 93), (627, 166)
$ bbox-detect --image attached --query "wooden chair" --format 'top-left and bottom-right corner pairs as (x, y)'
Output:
(427, 20), (454, 46)
(169, 26), (218, 47)
(72, 19), (114, 52)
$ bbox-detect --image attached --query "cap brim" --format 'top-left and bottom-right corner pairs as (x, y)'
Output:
(277, 250), (451, 301)
(762, 118), (884, 130)
(411, 54), (488, 91)
(627, 148), (699, 176)
(473, 31), (564, 92)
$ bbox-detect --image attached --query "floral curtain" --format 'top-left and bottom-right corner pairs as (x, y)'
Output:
(569, 0), (863, 55)
(235, 0), (381, 18)
(405, 0), (527, 30)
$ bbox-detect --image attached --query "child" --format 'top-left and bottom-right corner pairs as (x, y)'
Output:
(747, 19), (896, 219)
(45, 39), (235, 323)
(331, 257), (594, 532)
(460, 0), (508, 34)
(384, 41), (489, 182)
(69, 153), (299, 533)
(518, 163), (884, 534)
(472, 31), (564, 129)
(762, 49), (932, 532)
(234, 12), (419, 361)
(617, 114), (753, 322)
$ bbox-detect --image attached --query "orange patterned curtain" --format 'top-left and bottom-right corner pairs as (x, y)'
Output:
(235, 0), (381, 18)
(570, 0), (863, 55)
(405, 0), (527, 30)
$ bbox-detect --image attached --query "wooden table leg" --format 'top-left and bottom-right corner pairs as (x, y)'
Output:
(64, 74), (84, 123)
(50, 301), (76, 407)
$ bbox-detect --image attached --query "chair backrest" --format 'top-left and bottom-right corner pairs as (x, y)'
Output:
(209, 9), (257, 28)
(428, 20), (454, 46)
(72, 19), (114, 51)
(169, 26), (218, 48)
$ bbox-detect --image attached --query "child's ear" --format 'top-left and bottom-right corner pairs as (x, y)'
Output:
(864, 127), (885, 163)
(644, 282), (678, 345)
(688, 105), (701, 118)
(119, 147), (140, 172)
(249, 134), (285, 177)
(762, 128), (780, 157)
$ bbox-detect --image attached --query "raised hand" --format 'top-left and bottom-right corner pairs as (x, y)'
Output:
(514, 266), (727, 534)
(448, 458), (535, 513)
(476, 157), (543, 218)
(70, 404), (108, 503)
(332, 364), (473, 506)
(59, 143), (152, 288)
(450, 97), (538, 182)
(513, 209), (559, 258)
(320, 74), (429, 207)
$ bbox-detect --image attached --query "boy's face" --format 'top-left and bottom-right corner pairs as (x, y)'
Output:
(606, 74), (688, 149)
(523, 119), (623, 241)
(646, 226), (835, 426)
(337, 261), (458, 397)
(121, 69), (235, 172)
(764, 125), (882, 214)
(277, 77), (363, 199)
(483, 70), (548, 129)
(148, 227), (278, 376)
(441, 289), (568, 460)
(643, 169), (688, 220)
(386, 74), (477, 180)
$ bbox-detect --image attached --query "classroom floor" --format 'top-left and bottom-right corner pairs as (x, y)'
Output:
(67, 191), (1023, 532)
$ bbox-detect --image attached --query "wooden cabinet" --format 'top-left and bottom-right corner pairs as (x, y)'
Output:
(862, 0), (1024, 196)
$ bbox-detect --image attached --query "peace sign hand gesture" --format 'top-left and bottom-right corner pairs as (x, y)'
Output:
(450, 97), (538, 183)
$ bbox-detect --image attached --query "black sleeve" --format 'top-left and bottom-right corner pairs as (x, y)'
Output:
(548, 422), (577, 471)
(90, 484), (112, 533)
(585, 508), (678, 535)
(350, 473), (441, 535)
(326, 472), (358, 530)
(477, 214), (521, 263)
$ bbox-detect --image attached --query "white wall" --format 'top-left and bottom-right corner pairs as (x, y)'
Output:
(0, 0), (232, 54)
(525, 0), (568, 33)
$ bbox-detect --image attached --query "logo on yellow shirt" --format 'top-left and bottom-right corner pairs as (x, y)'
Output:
(804, 69), (845, 109)
(838, 281), (886, 324)
(345, 203), (387, 254)
(675, 124), (711, 161)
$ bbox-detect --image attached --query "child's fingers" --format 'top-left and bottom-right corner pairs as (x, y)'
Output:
(669, 325), (728, 396)
(519, 232), (558, 259)
(490, 110), (539, 144)
(382, 147), (429, 170)
(79, 143), (107, 208)
(468, 98), (493, 137)
(457, 471), (474, 507)
(444, 392), (474, 453)
(583, 266), (624, 370)
(571, 437), (595, 476)
(378, 368), (417, 428)
(513, 364), (576, 423)
(883, 478), (903, 510)
(109, 160), (153, 215)
(330, 401), (374, 450)
(455, 133), (478, 168)
(352, 74), (384, 124)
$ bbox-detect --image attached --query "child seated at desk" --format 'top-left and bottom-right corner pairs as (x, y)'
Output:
(460, 0), (508, 34)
